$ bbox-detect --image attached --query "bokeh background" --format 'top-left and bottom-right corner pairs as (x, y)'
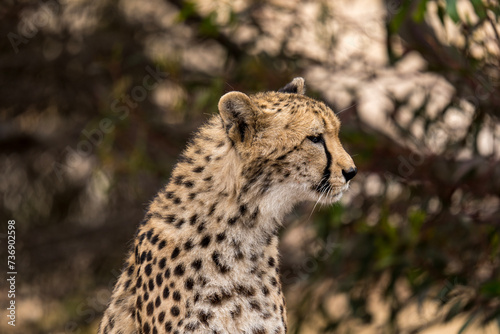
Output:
(1, 0), (499, 333)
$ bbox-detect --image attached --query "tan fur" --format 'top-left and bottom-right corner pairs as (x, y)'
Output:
(98, 78), (356, 334)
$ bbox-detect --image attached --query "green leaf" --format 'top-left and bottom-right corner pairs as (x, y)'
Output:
(480, 280), (500, 297)
(199, 12), (219, 37)
(412, 0), (429, 23)
(409, 209), (426, 240)
(177, 1), (196, 22)
(470, 0), (487, 19)
(446, 0), (460, 23)
(389, 0), (413, 33)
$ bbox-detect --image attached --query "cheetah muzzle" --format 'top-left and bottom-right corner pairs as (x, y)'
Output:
(98, 77), (357, 334)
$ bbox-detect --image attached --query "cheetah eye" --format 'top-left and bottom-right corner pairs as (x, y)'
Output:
(307, 134), (324, 144)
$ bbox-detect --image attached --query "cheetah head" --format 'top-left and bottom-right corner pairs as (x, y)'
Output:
(218, 78), (357, 207)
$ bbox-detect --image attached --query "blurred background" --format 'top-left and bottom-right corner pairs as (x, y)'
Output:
(1, 0), (499, 333)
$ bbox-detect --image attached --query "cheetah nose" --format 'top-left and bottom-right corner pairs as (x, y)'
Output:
(342, 167), (357, 182)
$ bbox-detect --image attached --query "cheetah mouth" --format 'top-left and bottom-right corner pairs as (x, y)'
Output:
(313, 183), (349, 203)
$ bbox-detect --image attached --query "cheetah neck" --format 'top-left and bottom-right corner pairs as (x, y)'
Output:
(153, 118), (295, 234)
(144, 118), (292, 285)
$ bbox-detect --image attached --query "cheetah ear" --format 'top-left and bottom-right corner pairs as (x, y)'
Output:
(278, 77), (305, 95)
(218, 91), (258, 143)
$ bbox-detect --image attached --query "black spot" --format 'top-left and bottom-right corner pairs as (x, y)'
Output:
(251, 208), (259, 220)
(165, 268), (171, 279)
(173, 197), (181, 205)
(156, 273), (163, 287)
(239, 204), (247, 215)
(178, 154), (193, 164)
(151, 234), (159, 245)
(208, 293), (222, 305)
(171, 247), (180, 259)
(207, 203), (216, 216)
(262, 286), (270, 296)
(174, 175), (185, 185)
(193, 166), (204, 173)
(147, 302), (154, 316)
(143, 322), (151, 334)
(174, 264), (185, 276)
(197, 221), (206, 233)
(277, 153), (287, 160)
(249, 300), (261, 311)
(230, 304), (242, 319)
(140, 251), (147, 264)
(173, 290), (181, 301)
(175, 219), (185, 229)
(235, 249), (244, 260)
(189, 214), (197, 225)
(155, 296), (161, 308)
(184, 180), (195, 188)
(236, 285), (256, 297)
(124, 279), (132, 290)
(163, 286), (170, 299)
(145, 264), (152, 276)
(184, 240), (194, 250)
(268, 257), (276, 267)
(216, 232), (226, 243)
(228, 216), (238, 226)
(191, 259), (202, 271)
(252, 327), (266, 334)
(127, 265), (134, 276)
(197, 310), (213, 325)
(158, 240), (166, 250)
(185, 277), (194, 290)
(165, 321), (172, 332)
(203, 176), (212, 182)
(159, 257), (166, 269)
(170, 306), (180, 317)
(200, 235), (211, 248)
(136, 296), (143, 310)
(136, 276), (143, 289)
(198, 276), (208, 287)
(146, 229), (154, 240)
(270, 277), (278, 286)
(212, 251), (230, 274)
(158, 311), (165, 323)
(148, 279), (154, 291)
(147, 250), (152, 262)
(185, 322), (199, 331)
(165, 214), (176, 223)
(188, 192), (196, 200)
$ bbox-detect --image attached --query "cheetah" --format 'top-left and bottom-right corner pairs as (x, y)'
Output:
(98, 77), (357, 334)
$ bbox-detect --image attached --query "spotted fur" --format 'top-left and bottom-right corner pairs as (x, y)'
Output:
(98, 78), (357, 334)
